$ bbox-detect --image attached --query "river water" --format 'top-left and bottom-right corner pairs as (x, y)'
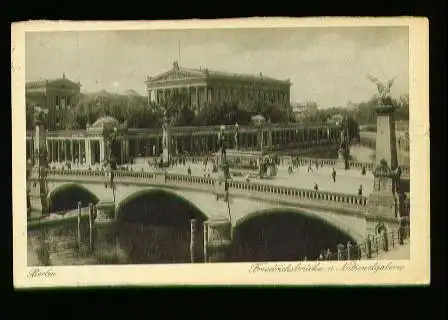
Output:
(27, 145), (408, 266)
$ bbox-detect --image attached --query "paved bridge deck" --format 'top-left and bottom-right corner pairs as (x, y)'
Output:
(52, 162), (374, 196)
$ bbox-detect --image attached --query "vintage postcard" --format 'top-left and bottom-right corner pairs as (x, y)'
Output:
(12, 17), (430, 287)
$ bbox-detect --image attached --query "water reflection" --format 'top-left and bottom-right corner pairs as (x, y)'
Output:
(229, 212), (356, 262)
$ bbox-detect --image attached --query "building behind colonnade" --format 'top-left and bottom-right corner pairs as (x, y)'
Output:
(145, 61), (292, 115)
(26, 73), (81, 130)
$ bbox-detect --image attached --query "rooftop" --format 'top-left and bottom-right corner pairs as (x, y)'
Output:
(26, 73), (81, 89)
(147, 61), (291, 84)
(89, 116), (120, 129)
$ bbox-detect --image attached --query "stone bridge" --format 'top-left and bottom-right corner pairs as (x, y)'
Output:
(33, 168), (402, 247)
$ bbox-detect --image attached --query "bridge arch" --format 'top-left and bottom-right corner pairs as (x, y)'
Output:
(115, 188), (207, 264)
(48, 183), (100, 213)
(229, 207), (361, 262)
(116, 188), (208, 222)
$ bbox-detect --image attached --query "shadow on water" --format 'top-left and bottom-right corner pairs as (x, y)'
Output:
(115, 190), (206, 264)
(228, 211), (356, 262)
(48, 184), (99, 213)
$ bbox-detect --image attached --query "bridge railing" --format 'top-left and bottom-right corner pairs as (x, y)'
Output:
(315, 224), (410, 261)
(44, 169), (368, 211)
(285, 156), (409, 177)
(228, 180), (368, 210)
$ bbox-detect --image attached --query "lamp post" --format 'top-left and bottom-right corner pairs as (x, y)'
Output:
(218, 124), (226, 163)
(234, 122), (239, 150)
(336, 116), (350, 170)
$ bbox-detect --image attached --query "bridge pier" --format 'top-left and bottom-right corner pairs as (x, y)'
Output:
(95, 200), (116, 223)
(92, 200), (124, 264)
(366, 102), (402, 239)
(28, 121), (50, 216)
(206, 218), (232, 263)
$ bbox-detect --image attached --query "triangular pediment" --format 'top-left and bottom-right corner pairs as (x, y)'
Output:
(148, 69), (206, 82)
(48, 78), (80, 88)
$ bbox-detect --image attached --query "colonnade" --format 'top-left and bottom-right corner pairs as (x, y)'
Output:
(26, 125), (339, 165)
(26, 137), (131, 166)
(127, 126), (339, 158)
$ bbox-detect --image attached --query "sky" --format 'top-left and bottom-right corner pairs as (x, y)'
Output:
(25, 26), (409, 109)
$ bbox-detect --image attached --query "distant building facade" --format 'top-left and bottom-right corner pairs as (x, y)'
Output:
(145, 61), (292, 114)
(292, 102), (318, 120)
(26, 74), (81, 130)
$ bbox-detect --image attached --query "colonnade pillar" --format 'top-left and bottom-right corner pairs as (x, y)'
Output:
(99, 139), (105, 163)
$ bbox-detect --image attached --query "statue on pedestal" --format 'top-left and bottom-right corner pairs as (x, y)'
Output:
(366, 75), (396, 106)
(234, 123), (239, 150)
(161, 109), (171, 167)
(337, 117), (350, 170)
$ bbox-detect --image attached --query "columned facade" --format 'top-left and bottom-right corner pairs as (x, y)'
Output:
(145, 61), (292, 114)
(26, 74), (81, 130)
(27, 123), (340, 165)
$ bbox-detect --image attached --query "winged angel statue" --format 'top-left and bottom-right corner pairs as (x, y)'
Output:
(366, 75), (396, 105)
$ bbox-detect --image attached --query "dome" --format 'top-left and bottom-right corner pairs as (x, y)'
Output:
(251, 114), (266, 126)
(91, 116), (120, 129)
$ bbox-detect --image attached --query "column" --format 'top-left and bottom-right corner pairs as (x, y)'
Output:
(46, 139), (50, 163)
(49, 140), (52, 163)
(63, 141), (67, 162)
(70, 140), (74, 162)
(78, 140), (82, 163)
(56, 141), (60, 163)
(85, 139), (91, 165)
(99, 139), (105, 163)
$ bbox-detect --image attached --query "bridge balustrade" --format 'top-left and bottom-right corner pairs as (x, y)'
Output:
(44, 169), (368, 210)
(226, 180), (368, 210)
(284, 156), (408, 177)
(166, 173), (215, 186)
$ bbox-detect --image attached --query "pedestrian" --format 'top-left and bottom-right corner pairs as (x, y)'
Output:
(358, 185), (363, 196)
(366, 235), (372, 259)
(332, 168), (336, 183)
(187, 166), (192, 176)
(313, 182), (318, 191)
(318, 251), (324, 261)
(325, 248), (331, 261)
(361, 166), (366, 176)
(308, 163), (313, 173)
(315, 159), (319, 171)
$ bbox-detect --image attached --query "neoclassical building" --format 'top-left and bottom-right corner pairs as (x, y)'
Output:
(26, 74), (81, 130)
(145, 61), (292, 114)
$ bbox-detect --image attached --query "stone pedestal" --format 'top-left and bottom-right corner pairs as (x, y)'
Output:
(29, 122), (49, 216)
(162, 123), (171, 167)
(154, 171), (167, 184)
(374, 104), (398, 169)
(367, 160), (400, 238)
(368, 160), (398, 218)
(95, 200), (116, 223)
(336, 148), (347, 169)
(206, 218), (232, 262)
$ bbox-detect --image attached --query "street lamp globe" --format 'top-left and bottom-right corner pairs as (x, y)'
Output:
(220, 124), (226, 131)
(235, 122), (239, 129)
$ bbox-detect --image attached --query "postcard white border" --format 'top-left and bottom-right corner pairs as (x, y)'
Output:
(12, 17), (430, 287)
